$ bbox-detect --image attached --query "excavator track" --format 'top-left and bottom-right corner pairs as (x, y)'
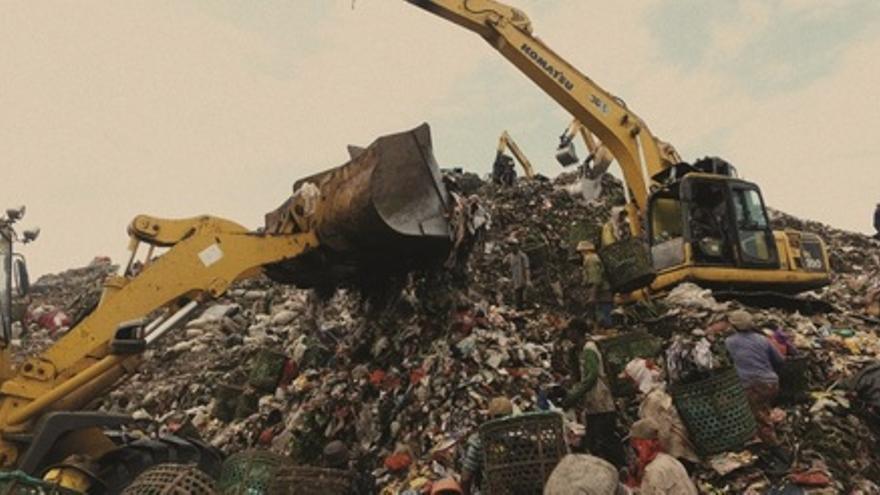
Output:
(714, 290), (835, 315)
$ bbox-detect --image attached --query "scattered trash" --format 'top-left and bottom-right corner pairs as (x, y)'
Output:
(17, 172), (880, 492)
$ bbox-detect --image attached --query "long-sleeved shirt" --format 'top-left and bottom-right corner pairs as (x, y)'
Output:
(461, 433), (484, 495)
(462, 433), (483, 477)
(564, 341), (615, 414)
(725, 331), (784, 386)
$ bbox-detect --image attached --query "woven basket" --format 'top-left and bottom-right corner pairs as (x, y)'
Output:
(567, 221), (602, 253)
(213, 384), (244, 422)
(216, 450), (292, 495)
(121, 463), (216, 495)
(268, 466), (354, 495)
(479, 412), (567, 495)
(598, 238), (656, 293)
(670, 368), (757, 455)
(0, 471), (80, 495)
(597, 332), (663, 397)
(778, 356), (810, 404)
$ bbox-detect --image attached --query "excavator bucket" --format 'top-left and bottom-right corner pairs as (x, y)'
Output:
(555, 141), (579, 167)
(264, 123), (452, 289)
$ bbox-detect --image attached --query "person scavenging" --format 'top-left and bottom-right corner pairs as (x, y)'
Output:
(559, 318), (626, 467)
(461, 396), (513, 495)
(504, 240), (531, 310)
(724, 310), (785, 445)
(577, 240), (613, 328)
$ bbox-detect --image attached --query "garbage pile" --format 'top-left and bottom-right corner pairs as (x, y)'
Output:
(770, 208), (880, 318)
(10, 256), (117, 358)
(27, 256), (117, 330)
(24, 173), (880, 493)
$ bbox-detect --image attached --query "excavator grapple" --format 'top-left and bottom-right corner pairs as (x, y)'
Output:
(264, 123), (452, 289)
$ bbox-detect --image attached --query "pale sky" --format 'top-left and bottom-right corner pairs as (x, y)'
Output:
(2, 1), (879, 276)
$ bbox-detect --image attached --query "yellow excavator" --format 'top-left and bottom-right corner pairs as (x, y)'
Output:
(0, 2), (834, 491)
(404, 0), (831, 297)
(493, 130), (534, 182)
(0, 125), (452, 491)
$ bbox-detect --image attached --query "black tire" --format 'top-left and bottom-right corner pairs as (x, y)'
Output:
(91, 434), (223, 494)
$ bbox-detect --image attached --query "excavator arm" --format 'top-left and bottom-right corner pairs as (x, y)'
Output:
(557, 119), (613, 176)
(560, 119), (600, 158)
(497, 131), (534, 178)
(0, 215), (317, 467)
(406, 1), (831, 299)
(405, 0), (681, 214)
(0, 124), (452, 481)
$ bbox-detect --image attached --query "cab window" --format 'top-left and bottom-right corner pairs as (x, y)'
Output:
(650, 198), (683, 244)
(732, 188), (776, 265)
(733, 188), (768, 230)
(649, 196), (686, 270)
(688, 181), (735, 264)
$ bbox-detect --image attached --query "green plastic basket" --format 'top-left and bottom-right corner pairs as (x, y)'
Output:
(121, 463), (216, 495)
(597, 332), (664, 397)
(217, 450), (292, 495)
(598, 238), (656, 293)
(479, 412), (567, 495)
(0, 471), (81, 495)
(567, 221), (602, 253)
(670, 368), (757, 455)
(248, 349), (287, 393)
(268, 466), (354, 495)
(234, 392), (259, 420)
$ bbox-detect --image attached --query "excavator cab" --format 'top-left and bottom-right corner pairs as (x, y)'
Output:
(647, 160), (830, 294)
(681, 177), (778, 268)
(492, 152), (517, 186)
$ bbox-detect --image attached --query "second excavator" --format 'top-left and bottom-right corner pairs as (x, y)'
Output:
(492, 130), (534, 185)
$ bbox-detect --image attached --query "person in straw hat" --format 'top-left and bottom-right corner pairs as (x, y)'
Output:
(577, 240), (613, 328)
